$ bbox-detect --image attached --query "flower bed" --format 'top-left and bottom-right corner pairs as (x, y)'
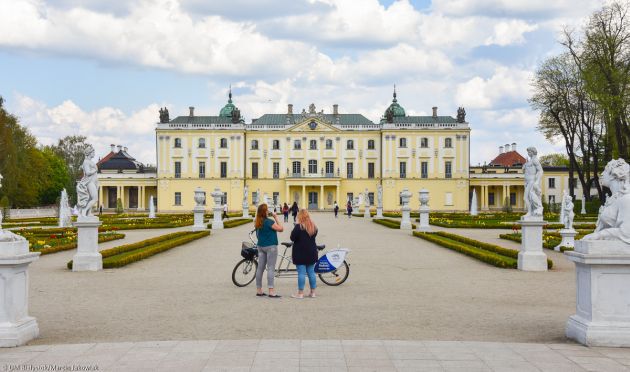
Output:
(37, 233), (125, 255)
(66, 231), (210, 269)
(499, 231), (590, 252)
(208, 218), (253, 229)
(372, 218), (416, 229)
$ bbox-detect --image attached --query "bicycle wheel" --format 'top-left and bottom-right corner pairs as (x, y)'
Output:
(318, 261), (350, 286)
(232, 259), (258, 287)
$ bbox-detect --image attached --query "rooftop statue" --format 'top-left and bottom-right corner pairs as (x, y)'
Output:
(309, 103), (316, 114)
(75, 145), (99, 219)
(457, 107), (466, 123)
(159, 107), (169, 123)
(523, 146), (543, 218)
(583, 159), (630, 243)
(231, 108), (241, 124)
(386, 108), (394, 123)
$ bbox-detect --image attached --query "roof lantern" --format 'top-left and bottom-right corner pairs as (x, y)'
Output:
(219, 85), (237, 118)
(383, 85), (406, 120)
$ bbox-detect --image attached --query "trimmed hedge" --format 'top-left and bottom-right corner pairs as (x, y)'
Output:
(36, 233), (125, 255)
(67, 231), (210, 269)
(372, 218), (416, 229)
(208, 218), (253, 229)
(499, 231), (589, 251)
(415, 231), (553, 269)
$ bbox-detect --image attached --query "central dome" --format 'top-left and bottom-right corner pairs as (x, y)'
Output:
(219, 90), (237, 117)
(384, 89), (405, 118)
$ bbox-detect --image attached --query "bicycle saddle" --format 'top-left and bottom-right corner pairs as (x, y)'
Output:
(281, 242), (293, 247)
(317, 245), (325, 251)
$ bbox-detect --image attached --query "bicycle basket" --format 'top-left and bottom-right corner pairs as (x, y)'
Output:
(241, 247), (258, 260)
(242, 241), (255, 250)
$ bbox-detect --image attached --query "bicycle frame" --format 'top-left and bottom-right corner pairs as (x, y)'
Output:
(248, 230), (316, 278)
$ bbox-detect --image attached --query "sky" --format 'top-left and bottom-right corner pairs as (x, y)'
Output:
(0, 0), (605, 165)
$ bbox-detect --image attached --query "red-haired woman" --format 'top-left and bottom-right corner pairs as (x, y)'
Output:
(254, 203), (284, 298)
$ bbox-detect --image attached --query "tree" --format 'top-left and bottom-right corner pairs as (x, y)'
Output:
(49, 135), (91, 204)
(38, 148), (70, 205)
(539, 153), (571, 167)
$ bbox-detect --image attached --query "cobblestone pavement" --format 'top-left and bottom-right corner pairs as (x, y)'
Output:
(1, 339), (629, 371)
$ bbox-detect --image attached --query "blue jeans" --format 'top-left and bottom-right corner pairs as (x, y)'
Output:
(296, 264), (317, 291)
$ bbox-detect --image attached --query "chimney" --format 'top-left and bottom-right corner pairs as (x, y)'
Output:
(432, 107), (438, 117)
(123, 146), (128, 152)
(511, 142), (517, 152)
(288, 104), (293, 115)
(333, 104), (339, 115)
(110, 144), (115, 153)
(117, 145), (122, 152)
(499, 146), (504, 154)
(505, 143), (510, 152)
(189, 106), (195, 117)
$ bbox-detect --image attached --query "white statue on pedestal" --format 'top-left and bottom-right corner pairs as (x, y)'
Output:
(75, 146), (99, 219)
(559, 190), (567, 224)
(58, 189), (72, 228)
(583, 159), (630, 243)
(562, 193), (574, 230)
(243, 185), (248, 204)
(523, 146), (543, 218)
(377, 184), (383, 208)
(364, 188), (370, 207)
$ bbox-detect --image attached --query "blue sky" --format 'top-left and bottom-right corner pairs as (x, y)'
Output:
(0, 0), (603, 165)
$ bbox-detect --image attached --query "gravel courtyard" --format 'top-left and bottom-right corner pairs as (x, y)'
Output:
(28, 213), (575, 345)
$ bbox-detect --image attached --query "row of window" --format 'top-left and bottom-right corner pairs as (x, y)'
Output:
(173, 160), (452, 179)
(486, 192), (518, 206)
(173, 137), (455, 150)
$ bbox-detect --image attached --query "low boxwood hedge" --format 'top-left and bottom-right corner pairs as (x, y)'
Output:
(67, 231), (210, 269)
(35, 233), (125, 255)
(372, 218), (416, 229)
(208, 218), (253, 229)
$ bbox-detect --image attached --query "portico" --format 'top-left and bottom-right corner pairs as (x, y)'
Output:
(285, 180), (341, 210)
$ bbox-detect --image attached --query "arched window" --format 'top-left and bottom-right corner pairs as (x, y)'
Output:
(251, 140), (259, 150)
(346, 140), (354, 150)
(310, 139), (317, 150)
(445, 138), (452, 148)
(420, 138), (428, 148)
(174, 138), (182, 148)
(367, 139), (375, 150)
(220, 138), (228, 148)
(198, 138), (206, 148)
(399, 138), (407, 148)
(272, 140), (280, 150)
(325, 139), (333, 149)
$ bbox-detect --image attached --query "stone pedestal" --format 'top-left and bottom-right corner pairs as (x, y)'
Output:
(72, 218), (103, 272)
(555, 228), (577, 251)
(211, 188), (224, 230)
(0, 239), (40, 347)
(364, 207), (371, 219)
(417, 207), (431, 232)
(565, 240), (630, 347)
(192, 206), (206, 232)
(516, 217), (548, 271)
(242, 202), (249, 218)
(375, 206), (383, 218)
(400, 206), (412, 230)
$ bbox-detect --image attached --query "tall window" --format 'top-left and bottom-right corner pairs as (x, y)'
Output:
(368, 193), (374, 205)
(510, 193), (516, 206)
(400, 162), (407, 178)
(220, 162), (227, 178)
(251, 140), (259, 150)
(368, 162), (375, 179)
(445, 161), (452, 179)
(347, 162), (354, 178)
(272, 140), (280, 150)
(252, 162), (259, 179)
(273, 162), (280, 178)
(489, 192), (495, 206)
(221, 192), (227, 206)
(347, 140), (354, 150)
(294, 140), (301, 150)
(548, 178), (556, 189)
(420, 138), (428, 148)
(325, 161), (334, 176)
(308, 160), (317, 174)
(273, 192), (279, 205)
(399, 138), (407, 148)
(292, 161), (301, 176)
(174, 192), (181, 206)
(220, 138), (227, 148)
(421, 161), (428, 179)
(445, 138), (452, 148)
(198, 138), (206, 148)
(174, 162), (181, 178)
(325, 139), (333, 149)
(367, 140), (375, 150)
(199, 161), (205, 178)
(174, 138), (182, 148)
(309, 139), (317, 150)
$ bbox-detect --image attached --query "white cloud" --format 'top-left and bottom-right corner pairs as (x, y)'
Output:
(431, 0), (601, 18)
(456, 67), (534, 109)
(485, 20), (538, 46)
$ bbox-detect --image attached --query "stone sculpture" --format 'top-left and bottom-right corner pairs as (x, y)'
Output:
(559, 190), (567, 224)
(211, 188), (224, 230)
(192, 187), (206, 231)
(583, 158), (630, 243)
(75, 145), (99, 219)
(58, 189), (72, 228)
(364, 188), (370, 207)
(159, 107), (169, 123)
(243, 185), (248, 203)
(523, 146), (543, 218)
(377, 184), (383, 207)
(400, 188), (412, 230)
(417, 189), (431, 232)
(562, 193), (575, 230)
(457, 107), (466, 123)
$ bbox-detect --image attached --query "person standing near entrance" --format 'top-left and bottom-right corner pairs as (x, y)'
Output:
(346, 201), (353, 218)
(254, 203), (283, 298)
(222, 203), (228, 220)
(333, 201), (339, 218)
(290, 202), (299, 223)
(290, 209), (318, 299)
(282, 203), (289, 222)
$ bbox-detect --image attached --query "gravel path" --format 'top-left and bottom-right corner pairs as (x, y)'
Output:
(27, 214), (576, 345)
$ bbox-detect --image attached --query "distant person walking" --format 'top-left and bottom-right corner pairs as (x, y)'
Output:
(333, 201), (339, 218)
(99, 204), (103, 216)
(282, 203), (289, 222)
(290, 202), (299, 223)
(254, 203), (283, 298)
(222, 204), (228, 220)
(346, 201), (353, 218)
(290, 209), (318, 299)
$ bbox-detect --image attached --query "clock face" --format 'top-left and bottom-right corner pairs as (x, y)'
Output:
(309, 121), (317, 130)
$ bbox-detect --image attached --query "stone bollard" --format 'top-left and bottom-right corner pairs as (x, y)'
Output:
(417, 189), (431, 232)
(192, 187), (206, 232)
(555, 228), (577, 251)
(211, 188), (224, 230)
(400, 188), (412, 230)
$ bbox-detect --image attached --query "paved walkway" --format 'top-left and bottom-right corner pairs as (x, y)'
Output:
(1, 339), (629, 371)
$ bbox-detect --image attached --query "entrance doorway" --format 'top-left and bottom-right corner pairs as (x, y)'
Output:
(308, 192), (318, 210)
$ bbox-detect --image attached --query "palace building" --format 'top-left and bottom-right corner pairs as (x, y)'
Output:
(96, 90), (573, 213)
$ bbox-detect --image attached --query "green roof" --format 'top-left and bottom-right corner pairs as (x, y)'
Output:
(252, 114), (374, 126)
(389, 116), (459, 124)
(219, 90), (237, 117)
(169, 116), (234, 124)
(383, 90), (406, 118)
